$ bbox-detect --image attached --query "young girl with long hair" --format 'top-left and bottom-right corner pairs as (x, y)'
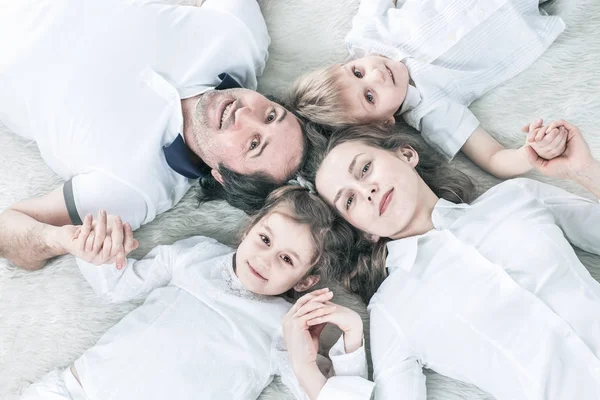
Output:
(303, 121), (600, 399)
(20, 186), (374, 400)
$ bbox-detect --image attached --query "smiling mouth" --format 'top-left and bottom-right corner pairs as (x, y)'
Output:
(218, 99), (236, 129)
(379, 188), (394, 216)
(248, 262), (267, 281)
(385, 65), (395, 85)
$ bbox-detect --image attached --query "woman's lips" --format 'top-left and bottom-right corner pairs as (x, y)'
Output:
(379, 188), (394, 216)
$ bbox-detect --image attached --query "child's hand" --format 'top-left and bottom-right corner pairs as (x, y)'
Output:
(523, 118), (568, 160)
(65, 210), (138, 269)
(306, 301), (363, 354)
(282, 288), (335, 369)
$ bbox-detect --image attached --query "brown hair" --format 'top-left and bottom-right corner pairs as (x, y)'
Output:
(245, 185), (370, 299)
(286, 65), (362, 127)
(300, 123), (479, 303)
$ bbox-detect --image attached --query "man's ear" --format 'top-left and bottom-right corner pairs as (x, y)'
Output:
(211, 168), (224, 185)
(396, 146), (419, 168)
(385, 116), (396, 125)
(293, 275), (321, 292)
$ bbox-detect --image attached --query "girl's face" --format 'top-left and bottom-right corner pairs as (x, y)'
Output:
(235, 208), (319, 296)
(316, 141), (424, 240)
(339, 55), (409, 123)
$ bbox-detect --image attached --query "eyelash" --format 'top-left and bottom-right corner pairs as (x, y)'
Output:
(365, 90), (374, 104)
(266, 109), (276, 123)
(260, 234), (293, 266)
(353, 67), (362, 78)
(345, 162), (371, 210)
(249, 135), (260, 151)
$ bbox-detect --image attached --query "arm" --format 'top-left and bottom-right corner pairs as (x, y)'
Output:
(370, 305), (426, 399)
(281, 290), (374, 400)
(0, 185), (73, 270)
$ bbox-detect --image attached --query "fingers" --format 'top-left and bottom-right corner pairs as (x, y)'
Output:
(92, 210), (107, 254)
(111, 216), (125, 269)
(123, 222), (138, 254)
(294, 299), (334, 319)
(302, 306), (337, 326)
(289, 288), (331, 314)
(521, 118), (543, 133)
(101, 235), (113, 261)
(77, 214), (93, 253)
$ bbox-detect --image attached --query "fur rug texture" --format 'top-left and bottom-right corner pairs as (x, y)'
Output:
(1, 0), (599, 398)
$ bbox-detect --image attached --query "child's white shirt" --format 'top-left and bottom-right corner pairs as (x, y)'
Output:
(75, 237), (373, 400)
(346, 0), (565, 159)
(368, 178), (600, 399)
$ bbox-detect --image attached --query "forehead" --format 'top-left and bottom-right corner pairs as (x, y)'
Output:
(259, 210), (314, 257)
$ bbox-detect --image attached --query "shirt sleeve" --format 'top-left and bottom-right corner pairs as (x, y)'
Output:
(76, 236), (220, 303)
(370, 305), (427, 400)
(417, 99), (480, 160)
(65, 172), (149, 230)
(515, 178), (600, 256)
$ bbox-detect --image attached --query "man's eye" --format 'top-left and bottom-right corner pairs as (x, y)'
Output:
(361, 162), (371, 176)
(353, 68), (363, 78)
(260, 234), (270, 246)
(249, 137), (260, 151)
(266, 110), (276, 123)
(346, 194), (354, 210)
(281, 255), (293, 265)
(365, 91), (374, 103)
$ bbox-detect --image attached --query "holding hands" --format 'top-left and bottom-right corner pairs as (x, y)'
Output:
(59, 210), (138, 269)
(282, 288), (363, 399)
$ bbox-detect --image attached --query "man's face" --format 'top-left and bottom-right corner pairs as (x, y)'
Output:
(187, 88), (304, 182)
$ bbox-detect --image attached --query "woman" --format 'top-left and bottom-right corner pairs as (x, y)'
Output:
(303, 120), (600, 399)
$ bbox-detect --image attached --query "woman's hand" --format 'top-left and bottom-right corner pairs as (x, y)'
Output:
(63, 210), (138, 269)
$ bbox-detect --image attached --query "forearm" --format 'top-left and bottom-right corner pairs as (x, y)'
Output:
(0, 209), (66, 269)
(571, 159), (600, 198)
(293, 362), (328, 400)
(481, 146), (533, 178)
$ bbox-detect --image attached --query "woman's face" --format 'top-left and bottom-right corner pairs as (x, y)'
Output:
(315, 141), (423, 239)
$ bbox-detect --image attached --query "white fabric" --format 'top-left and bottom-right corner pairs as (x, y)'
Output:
(20, 368), (87, 400)
(0, 0), (270, 229)
(346, 0), (565, 159)
(64, 236), (371, 400)
(366, 178), (600, 399)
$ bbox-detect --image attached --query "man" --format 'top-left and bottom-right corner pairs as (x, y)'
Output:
(0, 0), (305, 269)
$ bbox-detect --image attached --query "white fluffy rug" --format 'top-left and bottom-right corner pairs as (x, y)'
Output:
(1, 0), (599, 399)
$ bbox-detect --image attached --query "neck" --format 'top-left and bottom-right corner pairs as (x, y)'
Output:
(390, 180), (438, 240)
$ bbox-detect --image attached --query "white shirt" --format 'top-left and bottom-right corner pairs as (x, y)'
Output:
(346, 0), (565, 159)
(75, 236), (374, 400)
(0, 0), (270, 229)
(365, 178), (600, 399)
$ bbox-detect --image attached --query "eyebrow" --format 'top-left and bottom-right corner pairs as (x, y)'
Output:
(333, 152), (363, 209)
(277, 108), (288, 123)
(264, 222), (301, 263)
(252, 139), (270, 158)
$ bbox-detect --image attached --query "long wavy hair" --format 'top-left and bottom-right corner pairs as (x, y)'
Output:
(300, 123), (479, 303)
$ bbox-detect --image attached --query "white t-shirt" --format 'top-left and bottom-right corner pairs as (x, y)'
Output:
(72, 236), (374, 400)
(0, 0), (270, 228)
(346, 0), (565, 159)
(367, 179), (600, 399)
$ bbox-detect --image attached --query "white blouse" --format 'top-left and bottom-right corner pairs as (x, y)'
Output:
(368, 178), (600, 399)
(74, 237), (374, 400)
(346, 0), (565, 159)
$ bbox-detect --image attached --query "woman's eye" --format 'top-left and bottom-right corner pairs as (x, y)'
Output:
(249, 137), (260, 151)
(281, 255), (293, 265)
(266, 110), (276, 123)
(260, 234), (270, 246)
(346, 194), (354, 210)
(353, 68), (363, 78)
(361, 162), (371, 177)
(365, 90), (374, 103)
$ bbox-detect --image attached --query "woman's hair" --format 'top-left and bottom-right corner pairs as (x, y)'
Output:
(245, 184), (371, 300)
(300, 123), (479, 303)
(286, 65), (361, 128)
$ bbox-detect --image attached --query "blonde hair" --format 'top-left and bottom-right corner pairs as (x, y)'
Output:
(287, 65), (360, 127)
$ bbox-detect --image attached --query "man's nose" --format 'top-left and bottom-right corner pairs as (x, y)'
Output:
(370, 68), (385, 83)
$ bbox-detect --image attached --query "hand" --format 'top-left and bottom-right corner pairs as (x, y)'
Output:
(522, 119), (595, 179)
(306, 301), (364, 354)
(282, 288), (335, 369)
(61, 210), (138, 268)
(523, 118), (567, 160)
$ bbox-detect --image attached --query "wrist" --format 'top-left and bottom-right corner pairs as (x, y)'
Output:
(343, 329), (363, 354)
(293, 362), (327, 400)
(42, 224), (68, 255)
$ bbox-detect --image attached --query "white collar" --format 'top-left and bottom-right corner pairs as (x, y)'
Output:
(431, 198), (470, 230)
(217, 254), (271, 302)
(397, 84), (421, 115)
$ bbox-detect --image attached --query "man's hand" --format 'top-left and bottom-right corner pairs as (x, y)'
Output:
(522, 119), (595, 179)
(60, 210), (138, 269)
